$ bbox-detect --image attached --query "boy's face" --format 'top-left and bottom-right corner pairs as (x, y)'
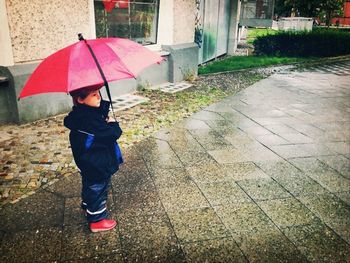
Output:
(78, 90), (101, 108)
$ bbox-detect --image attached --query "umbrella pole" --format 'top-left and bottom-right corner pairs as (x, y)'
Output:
(78, 34), (116, 121)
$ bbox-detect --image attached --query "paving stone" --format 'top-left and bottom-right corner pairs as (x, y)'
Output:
(119, 213), (186, 263)
(271, 172), (328, 196)
(255, 134), (290, 146)
(335, 191), (350, 206)
(198, 181), (252, 206)
(257, 198), (318, 228)
(239, 144), (283, 162)
(221, 162), (271, 181)
(238, 124), (274, 137)
(279, 132), (314, 144)
(214, 202), (277, 234)
(264, 124), (299, 134)
(158, 182), (210, 212)
(186, 163), (233, 183)
(179, 118), (211, 130)
(167, 208), (230, 243)
(236, 231), (309, 263)
(223, 129), (257, 146)
(156, 129), (205, 152)
(297, 120), (332, 132)
(204, 103), (237, 113)
(316, 130), (350, 143)
(150, 167), (191, 188)
(71, 253), (124, 263)
(237, 178), (292, 201)
(300, 143), (336, 156)
(282, 222), (350, 263)
(144, 152), (183, 170)
(111, 159), (152, 194)
(33, 227), (63, 262)
(0, 229), (35, 263)
(189, 129), (233, 151)
(297, 193), (350, 243)
(181, 238), (246, 263)
(318, 155), (350, 179)
(208, 148), (250, 163)
(44, 172), (81, 197)
(62, 224), (121, 261)
(175, 149), (217, 167)
(253, 117), (293, 126)
(191, 110), (225, 121)
(114, 184), (164, 220)
(0, 190), (64, 231)
(288, 155), (350, 192)
(325, 142), (350, 155)
(269, 144), (314, 159)
(289, 156), (335, 174)
(255, 159), (302, 178)
(64, 197), (87, 226)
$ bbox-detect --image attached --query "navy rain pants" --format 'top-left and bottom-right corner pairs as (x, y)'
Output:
(81, 173), (112, 223)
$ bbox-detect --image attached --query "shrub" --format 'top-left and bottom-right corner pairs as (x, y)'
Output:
(253, 29), (350, 57)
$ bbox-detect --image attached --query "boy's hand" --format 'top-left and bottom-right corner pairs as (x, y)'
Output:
(106, 116), (116, 123)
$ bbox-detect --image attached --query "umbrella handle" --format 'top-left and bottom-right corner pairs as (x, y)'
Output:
(104, 82), (117, 121)
(78, 33), (116, 120)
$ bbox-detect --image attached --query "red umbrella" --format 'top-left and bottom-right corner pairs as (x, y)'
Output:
(19, 34), (164, 99)
(103, 0), (129, 12)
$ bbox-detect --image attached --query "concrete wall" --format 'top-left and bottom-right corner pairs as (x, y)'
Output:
(173, 0), (196, 44)
(0, 68), (17, 123)
(0, 64), (72, 123)
(163, 43), (198, 83)
(5, 0), (93, 64)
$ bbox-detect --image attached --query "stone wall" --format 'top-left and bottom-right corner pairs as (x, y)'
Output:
(5, 0), (92, 63)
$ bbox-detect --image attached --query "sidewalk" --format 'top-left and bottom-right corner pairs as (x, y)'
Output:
(1, 60), (350, 262)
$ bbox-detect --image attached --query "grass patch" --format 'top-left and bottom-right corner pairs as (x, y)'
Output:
(247, 28), (278, 44)
(198, 56), (307, 74)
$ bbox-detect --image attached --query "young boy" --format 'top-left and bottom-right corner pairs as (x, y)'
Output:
(64, 85), (123, 232)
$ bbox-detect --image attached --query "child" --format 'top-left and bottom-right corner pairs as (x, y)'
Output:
(64, 85), (123, 232)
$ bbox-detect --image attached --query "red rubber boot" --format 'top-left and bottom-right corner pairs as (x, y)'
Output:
(90, 219), (117, 233)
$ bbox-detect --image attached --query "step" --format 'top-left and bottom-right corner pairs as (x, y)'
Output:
(111, 94), (149, 112)
(150, 81), (193, 93)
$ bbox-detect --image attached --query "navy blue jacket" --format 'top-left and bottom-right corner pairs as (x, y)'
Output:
(64, 100), (123, 182)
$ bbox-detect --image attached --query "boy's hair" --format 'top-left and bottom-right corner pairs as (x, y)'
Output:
(70, 84), (103, 105)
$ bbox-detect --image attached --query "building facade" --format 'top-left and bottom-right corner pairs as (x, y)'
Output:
(0, 0), (241, 123)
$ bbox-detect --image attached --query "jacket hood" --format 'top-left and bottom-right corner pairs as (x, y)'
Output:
(64, 100), (111, 131)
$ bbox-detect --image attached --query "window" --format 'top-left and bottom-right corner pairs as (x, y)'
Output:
(94, 0), (159, 45)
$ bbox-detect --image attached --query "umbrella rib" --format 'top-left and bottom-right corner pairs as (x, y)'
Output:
(102, 42), (136, 79)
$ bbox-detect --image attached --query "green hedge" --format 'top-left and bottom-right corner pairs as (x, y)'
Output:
(253, 29), (350, 57)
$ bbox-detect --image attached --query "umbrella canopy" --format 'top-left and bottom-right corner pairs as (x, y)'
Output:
(19, 37), (164, 99)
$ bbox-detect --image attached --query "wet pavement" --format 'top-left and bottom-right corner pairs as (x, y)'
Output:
(1, 60), (350, 262)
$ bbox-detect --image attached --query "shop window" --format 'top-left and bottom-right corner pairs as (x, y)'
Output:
(94, 0), (159, 45)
